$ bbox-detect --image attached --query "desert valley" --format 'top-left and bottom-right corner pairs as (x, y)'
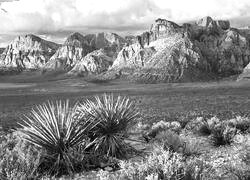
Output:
(1, 15), (250, 179)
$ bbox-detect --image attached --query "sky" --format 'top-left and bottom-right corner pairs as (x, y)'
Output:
(0, 0), (250, 47)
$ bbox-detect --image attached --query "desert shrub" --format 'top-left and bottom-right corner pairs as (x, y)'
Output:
(153, 130), (186, 153)
(153, 130), (202, 157)
(77, 94), (139, 158)
(176, 111), (212, 129)
(143, 120), (181, 142)
(181, 137), (203, 157)
(100, 146), (186, 180)
(210, 124), (237, 146)
(177, 116), (192, 129)
(20, 100), (97, 176)
(199, 116), (221, 135)
(83, 75), (112, 84)
(208, 147), (250, 179)
(227, 116), (250, 133)
(185, 157), (214, 180)
(0, 131), (42, 179)
(0, 67), (22, 76)
(186, 116), (221, 136)
(185, 117), (206, 134)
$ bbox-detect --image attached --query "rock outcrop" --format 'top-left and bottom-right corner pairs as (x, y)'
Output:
(44, 32), (126, 71)
(68, 49), (113, 76)
(111, 17), (250, 82)
(1, 16), (249, 83)
(0, 34), (59, 69)
(44, 32), (95, 71)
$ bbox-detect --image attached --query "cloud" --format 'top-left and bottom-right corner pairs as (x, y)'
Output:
(0, 0), (250, 47)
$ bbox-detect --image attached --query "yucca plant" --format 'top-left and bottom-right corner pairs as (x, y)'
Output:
(78, 94), (139, 158)
(19, 100), (98, 176)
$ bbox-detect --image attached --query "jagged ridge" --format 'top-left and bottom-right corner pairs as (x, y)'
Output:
(111, 16), (250, 82)
(0, 34), (60, 69)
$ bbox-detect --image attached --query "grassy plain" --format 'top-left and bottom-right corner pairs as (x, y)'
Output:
(0, 72), (250, 130)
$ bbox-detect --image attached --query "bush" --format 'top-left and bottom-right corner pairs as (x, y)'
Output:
(97, 146), (186, 180)
(143, 121), (181, 142)
(151, 130), (201, 157)
(20, 100), (97, 176)
(152, 130), (185, 153)
(77, 94), (139, 158)
(210, 124), (237, 146)
(208, 147), (250, 179)
(227, 116), (250, 133)
(186, 116), (222, 136)
(0, 131), (42, 179)
(185, 157), (214, 180)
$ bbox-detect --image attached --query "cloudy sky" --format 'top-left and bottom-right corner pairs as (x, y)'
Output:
(0, 0), (250, 47)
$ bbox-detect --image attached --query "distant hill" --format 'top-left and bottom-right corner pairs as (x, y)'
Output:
(111, 17), (250, 83)
(0, 34), (59, 69)
(44, 32), (127, 74)
(1, 17), (250, 83)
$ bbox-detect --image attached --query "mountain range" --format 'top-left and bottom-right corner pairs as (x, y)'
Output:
(1, 16), (250, 82)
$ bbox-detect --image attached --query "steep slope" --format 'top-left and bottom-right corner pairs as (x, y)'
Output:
(189, 16), (250, 76)
(68, 49), (113, 76)
(93, 32), (127, 57)
(44, 32), (126, 72)
(234, 28), (250, 80)
(44, 32), (95, 71)
(0, 34), (59, 69)
(111, 17), (250, 82)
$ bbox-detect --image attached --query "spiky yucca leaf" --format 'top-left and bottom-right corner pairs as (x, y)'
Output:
(19, 100), (97, 175)
(78, 94), (139, 158)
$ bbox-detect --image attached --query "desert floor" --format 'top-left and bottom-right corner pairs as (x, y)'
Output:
(0, 72), (250, 130)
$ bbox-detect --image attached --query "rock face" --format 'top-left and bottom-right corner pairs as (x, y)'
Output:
(0, 48), (4, 55)
(44, 32), (95, 70)
(0, 34), (59, 69)
(111, 17), (250, 82)
(68, 49), (113, 75)
(44, 32), (126, 71)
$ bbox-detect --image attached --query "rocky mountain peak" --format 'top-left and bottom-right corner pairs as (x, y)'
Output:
(196, 16), (230, 31)
(94, 32), (126, 49)
(64, 32), (94, 47)
(196, 16), (214, 27)
(44, 31), (127, 71)
(111, 17), (250, 83)
(0, 34), (59, 69)
(152, 18), (181, 31)
(136, 18), (183, 48)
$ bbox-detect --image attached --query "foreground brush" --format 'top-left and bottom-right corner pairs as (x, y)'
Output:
(19, 100), (98, 176)
(77, 94), (139, 158)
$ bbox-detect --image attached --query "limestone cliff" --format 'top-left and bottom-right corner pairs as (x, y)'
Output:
(111, 17), (250, 82)
(0, 34), (59, 69)
(44, 32), (126, 71)
(44, 32), (95, 70)
(68, 49), (113, 76)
